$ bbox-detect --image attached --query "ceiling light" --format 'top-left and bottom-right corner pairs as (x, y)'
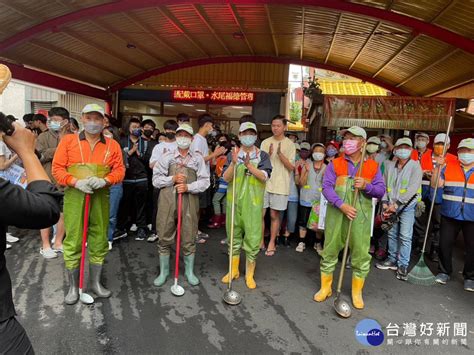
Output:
(182, 104), (194, 107)
(164, 104), (174, 107)
(232, 106), (244, 109)
(196, 109), (206, 112)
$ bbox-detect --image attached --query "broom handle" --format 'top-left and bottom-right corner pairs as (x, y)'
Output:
(336, 144), (367, 294)
(227, 159), (237, 291)
(421, 116), (453, 254)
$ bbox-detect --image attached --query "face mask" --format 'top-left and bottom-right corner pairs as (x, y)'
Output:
(343, 139), (360, 155)
(143, 129), (153, 138)
(299, 150), (310, 160)
(416, 140), (427, 149)
(433, 145), (444, 156)
(459, 153), (474, 165)
(240, 135), (257, 147)
(103, 133), (113, 139)
(131, 128), (142, 137)
(165, 132), (176, 140)
(84, 122), (103, 135)
(208, 129), (217, 137)
(395, 148), (411, 160)
(312, 152), (325, 161)
(380, 141), (388, 149)
(326, 148), (338, 157)
(48, 120), (62, 131)
(176, 136), (192, 149)
(366, 144), (379, 154)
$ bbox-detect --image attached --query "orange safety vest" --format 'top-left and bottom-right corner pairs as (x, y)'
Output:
(333, 156), (378, 185)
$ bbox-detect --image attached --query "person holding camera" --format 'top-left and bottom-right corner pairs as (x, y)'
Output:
(0, 117), (61, 354)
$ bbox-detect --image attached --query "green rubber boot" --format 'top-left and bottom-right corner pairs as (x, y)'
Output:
(184, 254), (200, 286)
(153, 255), (170, 287)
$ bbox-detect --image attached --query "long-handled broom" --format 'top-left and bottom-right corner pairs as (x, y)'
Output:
(407, 116), (453, 285)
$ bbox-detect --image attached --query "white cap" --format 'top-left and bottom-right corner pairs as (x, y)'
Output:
(176, 123), (193, 136)
(367, 136), (381, 145)
(339, 126), (367, 139)
(395, 137), (413, 148)
(82, 103), (105, 116)
(239, 122), (257, 133)
(434, 133), (450, 145)
(457, 138), (474, 150)
(300, 142), (311, 150)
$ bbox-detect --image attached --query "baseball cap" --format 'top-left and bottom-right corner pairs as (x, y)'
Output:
(82, 103), (105, 116)
(176, 123), (193, 136)
(367, 136), (381, 145)
(395, 137), (413, 148)
(415, 132), (429, 140)
(300, 142), (311, 150)
(457, 138), (474, 150)
(434, 133), (450, 145)
(312, 143), (325, 149)
(326, 140), (340, 150)
(339, 126), (367, 139)
(239, 122), (257, 133)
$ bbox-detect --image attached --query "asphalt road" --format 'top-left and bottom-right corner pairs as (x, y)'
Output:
(5, 227), (473, 354)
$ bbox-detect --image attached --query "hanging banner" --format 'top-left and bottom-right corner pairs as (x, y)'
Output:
(172, 89), (255, 104)
(323, 95), (455, 131)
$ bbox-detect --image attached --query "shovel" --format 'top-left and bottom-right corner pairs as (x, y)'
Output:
(333, 144), (367, 318)
(223, 161), (242, 305)
(171, 193), (185, 297)
(79, 194), (94, 305)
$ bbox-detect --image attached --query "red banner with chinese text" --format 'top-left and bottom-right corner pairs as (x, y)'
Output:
(172, 89), (255, 104)
(323, 96), (455, 131)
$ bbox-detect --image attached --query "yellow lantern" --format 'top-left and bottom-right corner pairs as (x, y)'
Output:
(0, 64), (12, 95)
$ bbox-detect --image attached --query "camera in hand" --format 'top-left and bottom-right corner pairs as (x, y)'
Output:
(0, 112), (15, 136)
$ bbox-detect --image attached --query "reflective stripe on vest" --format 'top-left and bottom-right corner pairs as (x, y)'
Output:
(441, 161), (474, 221)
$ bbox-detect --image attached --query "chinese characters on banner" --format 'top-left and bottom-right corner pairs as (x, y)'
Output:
(172, 90), (255, 104)
(323, 96), (455, 131)
(385, 322), (468, 347)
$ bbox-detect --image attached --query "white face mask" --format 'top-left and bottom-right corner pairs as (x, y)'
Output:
(176, 136), (192, 149)
(416, 140), (427, 149)
(366, 144), (379, 154)
(312, 152), (325, 161)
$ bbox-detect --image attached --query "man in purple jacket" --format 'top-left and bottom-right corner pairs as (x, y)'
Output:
(313, 126), (385, 310)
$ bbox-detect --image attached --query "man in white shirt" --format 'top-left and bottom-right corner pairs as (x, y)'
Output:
(261, 115), (296, 256)
(190, 114), (227, 241)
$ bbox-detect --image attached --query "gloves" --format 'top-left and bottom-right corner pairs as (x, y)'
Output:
(75, 179), (93, 194)
(87, 177), (107, 190)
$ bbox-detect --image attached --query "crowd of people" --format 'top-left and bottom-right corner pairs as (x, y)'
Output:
(1, 103), (473, 353)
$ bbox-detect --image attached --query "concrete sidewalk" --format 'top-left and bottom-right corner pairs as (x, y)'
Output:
(5, 227), (473, 354)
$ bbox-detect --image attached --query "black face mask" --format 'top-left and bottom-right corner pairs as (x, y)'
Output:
(166, 132), (176, 140)
(143, 130), (153, 138)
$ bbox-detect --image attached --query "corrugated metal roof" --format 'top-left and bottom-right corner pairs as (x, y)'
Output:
(0, 1), (473, 96)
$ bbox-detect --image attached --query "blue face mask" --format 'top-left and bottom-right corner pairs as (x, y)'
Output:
(458, 153), (474, 165)
(326, 148), (338, 157)
(131, 128), (142, 137)
(84, 122), (103, 135)
(240, 135), (257, 147)
(48, 120), (61, 131)
(395, 148), (411, 160)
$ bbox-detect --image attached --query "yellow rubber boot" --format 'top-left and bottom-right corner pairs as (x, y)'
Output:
(313, 273), (333, 302)
(352, 276), (365, 309)
(245, 259), (257, 289)
(221, 256), (240, 283)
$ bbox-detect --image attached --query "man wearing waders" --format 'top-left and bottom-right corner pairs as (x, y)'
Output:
(221, 122), (272, 289)
(314, 126), (385, 309)
(152, 124), (210, 287)
(52, 104), (125, 304)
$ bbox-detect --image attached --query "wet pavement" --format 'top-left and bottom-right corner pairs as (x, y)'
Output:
(5, 227), (473, 354)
